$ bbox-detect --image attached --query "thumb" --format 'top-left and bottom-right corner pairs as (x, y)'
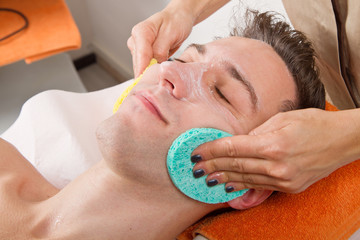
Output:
(250, 112), (291, 136)
(152, 29), (183, 63)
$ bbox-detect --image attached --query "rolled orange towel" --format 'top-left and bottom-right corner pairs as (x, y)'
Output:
(0, 0), (81, 66)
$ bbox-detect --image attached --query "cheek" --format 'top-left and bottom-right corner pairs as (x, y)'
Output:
(176, 103), (236, 135)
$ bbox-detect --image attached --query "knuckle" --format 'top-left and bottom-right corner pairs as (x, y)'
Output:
(294, 184), (308, 193)
(127, 37), (134, 50)
(221, 172), (230, 183)
(289, 182), (302, 193)
(279, 180), (301, 193)
(257, 142), (272, 159)
(207, 145), (217, 160)
(130, 26), (138, 37)
(267, 142), (288, 160)
(258, 164), (270, 176)
(291, 178), (308, 193)
(207, 159), (218, 172)
(131, 22), (154, 42)
(153, 47), (168, 60)
(231, 158), (245, 172)
(241, 182), (252, 189)
(258, 136), (290, 160)
(223, 138), (237, 157)
(291, 188), (302, 194)
(278, 181), (293, 192)
(242, 174), (254, 184)
(212, 171), (229, 183)
(254, 185), (265, 191)
(131, 23), (143, 35)
(269, 163), (293, 180)
(287, 185), (298, 193)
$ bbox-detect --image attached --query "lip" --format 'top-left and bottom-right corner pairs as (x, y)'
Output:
(134, 91), (168, 124)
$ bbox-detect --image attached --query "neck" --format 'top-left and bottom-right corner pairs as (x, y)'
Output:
(34, 161), (221, 239)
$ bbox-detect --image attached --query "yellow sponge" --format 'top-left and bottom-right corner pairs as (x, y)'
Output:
(113, 58), (158, 113)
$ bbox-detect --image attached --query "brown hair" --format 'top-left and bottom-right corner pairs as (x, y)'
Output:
(230, 10), (325, 110)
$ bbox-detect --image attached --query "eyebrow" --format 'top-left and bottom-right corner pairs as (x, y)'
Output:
(225, 62), (259, 111)
(186, 43), (206, 54)
(187, 43), (259, 111)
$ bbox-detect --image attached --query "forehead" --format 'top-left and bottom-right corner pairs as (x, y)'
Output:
(195, 37), (291, 80)
(182, 37), (293, 84)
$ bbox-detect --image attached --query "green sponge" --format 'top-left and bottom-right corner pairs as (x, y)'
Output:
(167, 128), (248, 204)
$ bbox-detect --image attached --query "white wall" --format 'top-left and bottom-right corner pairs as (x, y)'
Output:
(66, 0), (291, 78)
(86, 0), (170, 78)
(177, 0), (291, 56)
(65, 0), (94, 59)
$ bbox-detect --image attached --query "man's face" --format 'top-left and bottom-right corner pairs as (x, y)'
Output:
(96, 36), (296, 184)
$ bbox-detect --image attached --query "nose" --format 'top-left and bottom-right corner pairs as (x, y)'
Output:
(158, 61), (207, 100)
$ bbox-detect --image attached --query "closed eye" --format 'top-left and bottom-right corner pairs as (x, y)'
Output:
(215, 87), (230, 104)
(173, 58), (187, 63)
(173, 58), (231, 105)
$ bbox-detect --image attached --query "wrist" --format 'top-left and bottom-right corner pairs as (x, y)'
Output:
(165, 0), (229, 25)
(336, 109), (360, 166)
(164, 0), (199, 25)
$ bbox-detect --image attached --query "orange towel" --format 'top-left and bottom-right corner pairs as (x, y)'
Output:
(0, 0), (81, 66)
(179, 102), (360, 240)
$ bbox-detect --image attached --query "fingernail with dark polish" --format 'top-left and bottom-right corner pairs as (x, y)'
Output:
(226, 186), (235, 193)
(191, 154), (202, 163)
(193, 169), (205, 178)
(207, 179), (218, 187)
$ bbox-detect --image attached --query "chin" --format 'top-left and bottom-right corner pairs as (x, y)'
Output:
(95, 118), (117, 160)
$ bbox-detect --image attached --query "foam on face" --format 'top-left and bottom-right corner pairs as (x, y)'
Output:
(158, 61), (237, 125)
(112, 60), (247, 203)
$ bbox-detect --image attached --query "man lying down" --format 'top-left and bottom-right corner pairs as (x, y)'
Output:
(0, 10), (325, 239)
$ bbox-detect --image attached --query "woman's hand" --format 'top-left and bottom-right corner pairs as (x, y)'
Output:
(127, 0), (229, 77)
(127, 7), (194, 77)
(192, 108), (360, 193)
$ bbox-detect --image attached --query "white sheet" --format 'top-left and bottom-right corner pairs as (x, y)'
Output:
(2, 79), (360, 240)
(1, 80), (132, 189)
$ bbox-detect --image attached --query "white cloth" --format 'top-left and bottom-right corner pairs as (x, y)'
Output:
(1, 81), (132, 189)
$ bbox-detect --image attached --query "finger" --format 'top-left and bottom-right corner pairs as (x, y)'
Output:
(193, 135), (271, 160)
(131, 25), (156, 77)
(205, 171), (280, 188)
(152, 32), (177, 63)
(224, 181), (280, 192)
(194, 157), (272, 176)
(168, 46), (181, 58)
(225, 173), (313, 194)
(135, 45), (154, 78)
(127, 37), (137, 75)
(249, 112), (291, 136)
(127, 36), (135, 53)
(152, 21), (187, 62)
(225, 180), (308, 194)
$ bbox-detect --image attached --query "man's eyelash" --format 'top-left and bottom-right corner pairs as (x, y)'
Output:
(215, 87), (230, 104)
(173, 58), (187, 63)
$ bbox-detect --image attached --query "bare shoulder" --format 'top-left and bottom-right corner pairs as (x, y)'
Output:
(0, 138), (60, 239)
(0, 138), (59, 201)
(0, 137), (39, 179)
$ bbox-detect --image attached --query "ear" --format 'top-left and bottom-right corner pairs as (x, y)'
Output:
(227, 189), (273, 210)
